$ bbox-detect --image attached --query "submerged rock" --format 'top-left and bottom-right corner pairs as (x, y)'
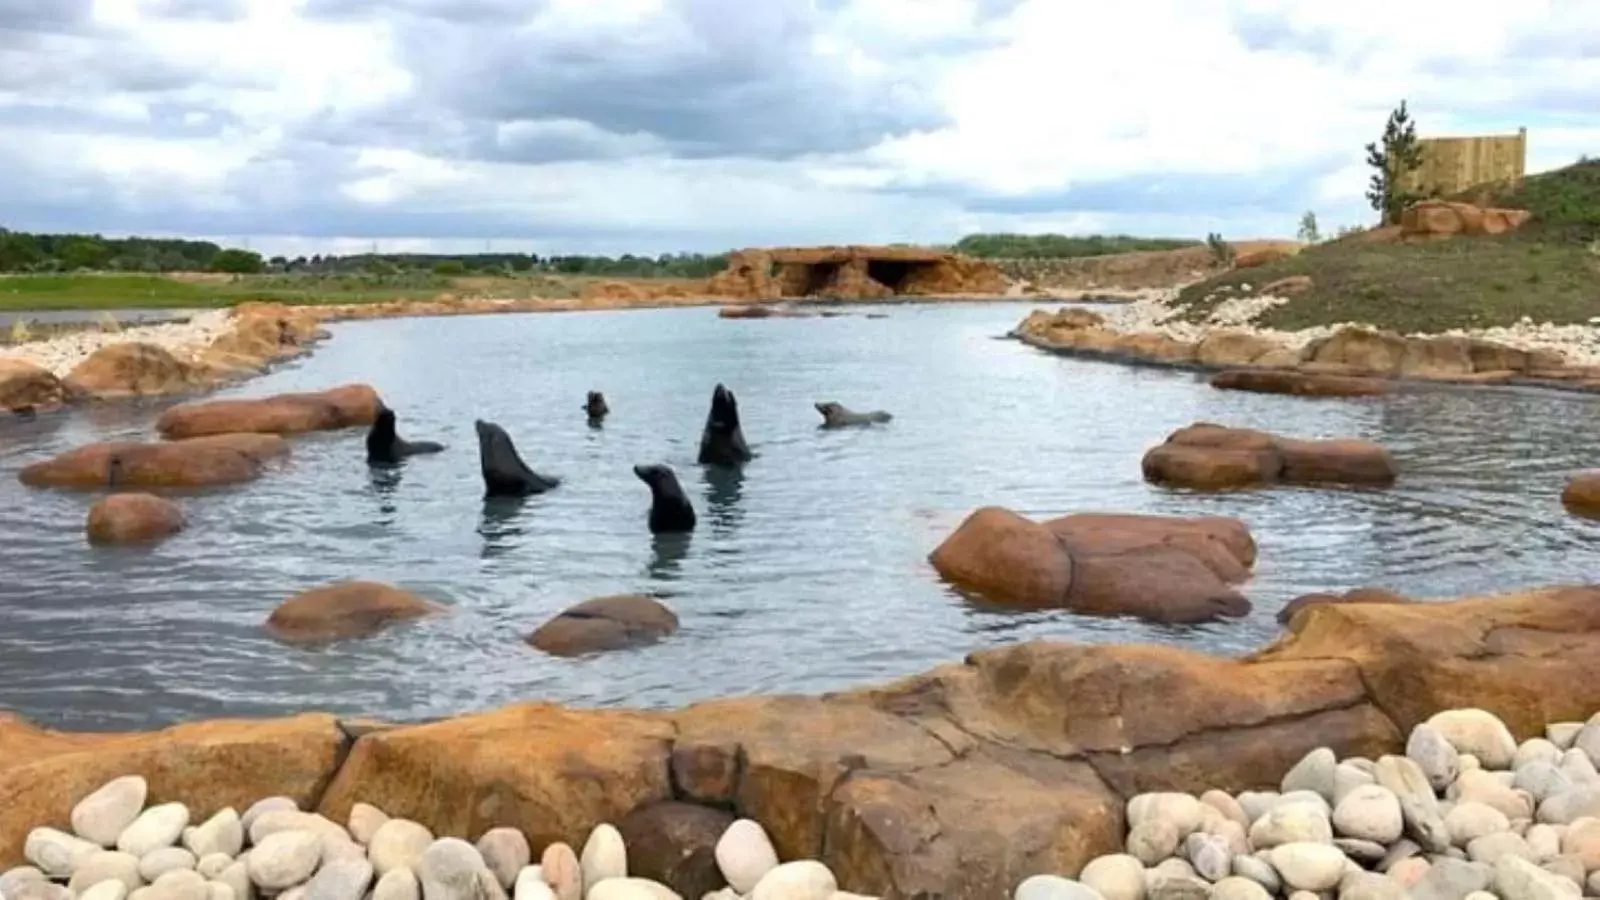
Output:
(525, 596), (679, 657)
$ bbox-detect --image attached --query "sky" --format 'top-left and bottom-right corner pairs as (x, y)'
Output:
(1, 0), (1597, 258)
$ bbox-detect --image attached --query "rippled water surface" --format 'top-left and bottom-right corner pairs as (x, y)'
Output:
(4, 302), (1600, 730)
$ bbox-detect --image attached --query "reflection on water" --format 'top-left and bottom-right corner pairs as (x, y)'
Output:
(4, 302), (1600, 730)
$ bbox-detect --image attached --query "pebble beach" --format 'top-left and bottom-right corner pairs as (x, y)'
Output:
(0, 312), (236, 377)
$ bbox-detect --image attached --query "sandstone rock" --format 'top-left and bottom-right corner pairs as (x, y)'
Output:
(369, 821), (435, 878)
(474, 829), (528, 891)
(525, 596), (679, 657)
(19, 433), (289, 491)
(246, 830), (320, 890)
(1401, 201), (1533, 239)
(1194, 331), (1283, 367)
(924, 506), (1074, 608)
(86, 494), (185, 546)
(265, 581), (444, 643)
(615, 802), (731, 900)
(1209, 368), (1394, 398)
(0, 359), (68, 413)
(1260, 275), (1313, 296)
(65, 343), (197, 399)
(1560, 473), (1600, 518)
(155, 384), (381, 440)
(72, 777), (149, 847)
(1141, 423), (1397, 491)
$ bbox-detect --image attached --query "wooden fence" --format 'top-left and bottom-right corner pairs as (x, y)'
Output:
(1398, 128), (1527, 197)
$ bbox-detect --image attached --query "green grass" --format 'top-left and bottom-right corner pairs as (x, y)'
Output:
(1173, 160), (1600, 334)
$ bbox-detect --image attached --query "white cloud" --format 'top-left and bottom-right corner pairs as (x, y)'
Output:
(0, 0), (1595, 254)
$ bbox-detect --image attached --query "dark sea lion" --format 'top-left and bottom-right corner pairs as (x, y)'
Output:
(814, 401), (893, 428)
(584, 391), (609, 421)
(366, 405), (445, 465)
(697, 383), (752, 466)
(633, 463), (696, 533)
(474, 419), (560, 497)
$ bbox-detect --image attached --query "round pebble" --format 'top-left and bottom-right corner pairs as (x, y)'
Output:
(183, 810), (242, 860)
(1332, 785), (1403, 844)
(118, 805), (191, 858)
(26, 827), (102, 878)
(373, 867), (420, 900)
(1208, 876), (1269, 900)
(714, 820), (778, 895)
(303, 857), (374, 900)
(416, 838), (487, 900)
(72, 778), (150, 848)
(512, 868), (553, 900)
(538, 843), (580, 900)
(1267, 843), (1346, 892)
(475, 828), (529, 891)
(1076, 854), (1142, 900)
(579, 824), (627, 893)
(370, 821), (435, 878)
(81, 880), (131, 900)
(139, 848), (197, 882)
(1428, 709), (1518, 770)
(68, 851), (143, 894)
(747, 861), (835, 900)
(247, 830), (321, 890)
(347, 804), (390, 846)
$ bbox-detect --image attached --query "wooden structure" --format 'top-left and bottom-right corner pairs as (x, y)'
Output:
(1398, 128), (1527, 197)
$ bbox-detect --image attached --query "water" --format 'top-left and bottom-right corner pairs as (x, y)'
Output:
(3, 301), (1599, 731)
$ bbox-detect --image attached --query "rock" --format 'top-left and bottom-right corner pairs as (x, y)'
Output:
(1127, 794), (1203, 837)
(155, 384), (381, 439)
(1208, 877), (1269, 900)
(1373, 756), (1451, 852)
(1141, 423), (1397, 491)
(146, 869), (207, 900)
(139, 849), (197, 881)
(1266, 843), (1344, 892)
(65, 343), (198, 399)
(748, 861), (835, 900)
(265, 581), (445, 643)
(182, 809), (242, 860)
(584, 879), (681, 900)
(1142, 874), (1207, 900)
(1428, 710), (1518, 770)
(247, 811), (348, 846)
(1515, 763), (1573, 803)
(1411, 857), (1492, 899)
(1469, 831), (1535, 865)
(416, 839), (487, 900)
(207, 883), (234, 900)
(7, 881), (72, 900)
(348, 804), (389, 846)
(1557, 817), (1600, 869)
(1209, 368), (1394, 398)
(1248, 804), (1332, 849)
(1527, 824), (1563, 860)
(475, 829), (529, 891)
(374, 867), (421, 900)
(72, 777), (149, 847)
(1337, 871), (1406, 900)
(1230, 855), (1279, 894)
(1493, 854), (1581, 900)
(215, 862), (251, 900)
(1454, 769), (1534, 821)
(1548, 725), (1583, 751)
(1126, 821), (1179, 866)
(616, 802), (732, 900)
(1076, 854), (1142, 900)
(304, 857), (374, 900)
(1408, 725), (1461, 791)
(26, 827), (102, 877)
(1332, 785), (1403, 844)
(240, 799), (297, 834)
(0, 359), (68, 413)
(1282, 748), (1337, 802)
(81, 880), (132, 900)
(580, 825), (627, 892)
(370, 821), (436, 878)
(1517, 739), (1562, 771)
(1201, 792), (1248, 829)
(18, 433), (289, 491)
(69, 852), (144, 893)
(511, 868), (552, 900)
(1182, 833), (1230, 881)
(246, 831), (321, 890)
(1541, 854), (1585, 886)
(1540, 787), (1600, 824)
(1012, 875), (1105, 900)
(1333, 762), (1378, 805)
(525, 596), (679, 657)
(539, 844), (580, 900)
(196, 856), (232, 880)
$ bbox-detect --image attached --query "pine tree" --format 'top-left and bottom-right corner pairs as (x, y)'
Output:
(1365, 100), (1427, 225)
(1297, 211), (1321, 243)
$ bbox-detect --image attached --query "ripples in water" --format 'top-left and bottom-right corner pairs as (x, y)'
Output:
(4, 302), (1600, 730)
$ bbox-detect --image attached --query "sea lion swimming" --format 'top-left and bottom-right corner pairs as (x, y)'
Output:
(697, 383), (752, 467)
(814, 401), (893, 429)
(474, 419), (560, 497)
(584, 391), (609, 421)
(633, 463), (696, 533)
(366, 405), (445, 465)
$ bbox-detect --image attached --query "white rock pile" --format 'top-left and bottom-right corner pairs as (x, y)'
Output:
(4, 779), (871, 900)
(0, 310), (234, 376)
(1015, 707), (1600, 900)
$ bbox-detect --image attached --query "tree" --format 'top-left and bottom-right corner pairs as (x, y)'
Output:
(210, 248), (265, 274)
(1365, 100), (1426, 226)
(1297, 211), (1321, 244)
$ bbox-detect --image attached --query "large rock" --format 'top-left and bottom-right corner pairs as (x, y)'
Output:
(1194, 331), (1285, 367)
(1276, 587), (1411, 627)
(1561, 473), (1600, 518)
(1210, 367), (1395, 397)
(525, 595), (679, 657)
(615, 802), (734, 899)
(85, 493), (185, 545)
(64, 343), (199, 399)
(0, 713), (345, 866)
(265, 581), (445, 643)
(0, 359), (69, 413)
(927, 507), (1252, 623)
(1141, 423), (1398, 491)
(18, 434), (289, 491)
(1401, 200), (1533, 238)
(155, 384), (381, 440)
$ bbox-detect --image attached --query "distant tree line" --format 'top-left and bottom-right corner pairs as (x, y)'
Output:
(0, 229), (261, 274)
(953, 233), (1198, 259)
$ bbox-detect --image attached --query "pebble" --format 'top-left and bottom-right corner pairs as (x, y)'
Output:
(348, 804), (390, 846)
(1247, 804), (1331, 849)
(9, 882), (72, 900)
(1494, 854), (1581, 899)
(73, 778), (151, 847)
(1182, 833), (1231, 881)
(239, 799), (297, 835)
(1408, 725), (1463, 791)
(1334, 763), (1377, 806)
(1516, 740), (1562, 772)
(748, 861), (835, 900)
(68, 851), (143, 893)
(584, 879), (681, 900)
(1208, 877), (1270, 900)
(1333, 785), (1403, 844)
(714, 820), (778, 895)
(1127, 794), (1202, 837)
(247, 811), (347, 847)
(1126, 821), (1180, 866)
(139, 848), (197, 882)
(195, 856), (232, 881)
(1281, 748), (1336, 803)
(1230, 854), (1280, 894)
(1468, 831), (1536, 865)
(81, 881), (131, 900)
(303, 857), (374, 900)
(118, 805), (191, 858)
(26, 827), (103, 878)
(372, 867), (420, 900)
(475, 828), (530, 890)
(1547, 725), (1583, 752)
(246, 830), (322, 890)
(512, 868), (553, 900)
(370, 821), (436, 878)
(578, 825), (627, 893)
(184, 810), (243, 860)
(214, 862), (251, 900)
(147, 869), (207, 900)
(208, 883), (234, 900)
(1202, 791), (1248, 829)
(1449, 802), (1514, 846)
(1076, 854), (1141, 900)
(1429, 710), (1519, 771)
(1267, 843), (1345, 892)
(538, 843), (580, 900)
(416, 838), (487, 900)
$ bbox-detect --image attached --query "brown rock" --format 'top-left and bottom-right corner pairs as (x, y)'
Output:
(1142, 423), (1397, 490)
(266, 581), (444, 643)
(0, 359), (68, 412)
(1210, 368), (1395, 397)
(1111, 332), (1198, 364)
(1016, 308), (1106, 340)
(1562, 472), (1600, 518)
(18, 433), (289, 490)
(616, 802), (733, 898)
(1401, 200), (1533, 238)
(1233, 247), (1295, 269)
(1261, 275), (1313, 296)
(708, 245), (1004, 301)
(0, 713), (345, 866)
(1303, 327), (1409, 375)
(1400, 336), (1476, 379)
(525, 595), (679, 657)
(1275, 437), (1398, 486)
(1277, 587), (1411, 626)
(1045, 512), (1257, 572)
(156, 384), (381, 439)
(317, 704), (674, 856)
(1195, 331), (1284, 367)
(85, 493), (185, 545)
(64, 343), (198, 398)
(926, 507), (1075, 608)
(1256, 585), (1600, 739)
(718, 305), (776, 319)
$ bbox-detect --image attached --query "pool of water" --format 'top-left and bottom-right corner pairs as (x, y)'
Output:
(3, 301), (1599, 731)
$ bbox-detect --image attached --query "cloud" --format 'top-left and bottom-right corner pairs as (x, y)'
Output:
(0, 0), (1596, 255)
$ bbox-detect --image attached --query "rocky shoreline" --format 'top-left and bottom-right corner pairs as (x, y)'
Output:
(4, 586), (1600, 899)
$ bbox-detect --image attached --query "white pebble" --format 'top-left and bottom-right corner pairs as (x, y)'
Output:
(303, 857), (374, 900)
(1207, 876), (1269, 900)
(347, 804), (390, 846)
(1267, 843), (1345, 892)
(1281, 748), (1336, 802)
(416, 838), (488, 900)
(208, 882), (235, 900)
(195, 856), (232, 881)
(68, 851), (143, 894)
(139, 849), (197, 882)
(584, 878), (681, 900)
(1012, 875), (1104, 900)
(715, 820), (778, 895)
(238, 799), (296, 835)
(25, 827), (102, 878)
(215, 862), (252, 900)
(81, 881), (132, 900)
(1332, 785), (1402, 844)
(72, 778), (150, 847)
(579, 825), (627, 894)
(1428, 709), (1518, 770)
(1493, 853), (1582, 899)
(183, 809), (242, 860)
(118, 805), (191, 858)
(1407, 724), (1461, 791)
(373, 867), (420, 900)
(748, 861), (835, 900)
(247, 811), (346, 846)
(370, 821), (436, 878)
(247, 831), (321, 890)
(512, 868), (553, 900)
(1076, 854), (1142, 900)
(147, 869), (207, 900)
(1447, 802), (1512, 847)
(475, 829), (530, 891)
(1248, 804), (1331, 849)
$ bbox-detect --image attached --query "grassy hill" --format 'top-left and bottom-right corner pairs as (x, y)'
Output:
(1175, 159), (1600, 333)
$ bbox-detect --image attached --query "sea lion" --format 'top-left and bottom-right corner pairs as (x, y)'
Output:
(633, 463), (696, 533)
(697, 383), (752, 466)
(814, 401), (893, 428)
(366, 405), (445, 465)
(475, 419), (560, 497)
(584, 391), (609, 422)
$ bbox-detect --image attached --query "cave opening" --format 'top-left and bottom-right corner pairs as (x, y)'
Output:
(866, 259), (935, 292)
(800, 262), (840, 295)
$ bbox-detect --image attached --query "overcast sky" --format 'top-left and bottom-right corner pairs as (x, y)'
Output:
(2, 0), (1596, 258)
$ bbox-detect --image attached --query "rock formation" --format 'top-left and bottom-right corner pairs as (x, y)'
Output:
(1400, 200), (1533, 239)
(155, 384), (382, 440)
(706, 246), (1005, 302)
(1141, 423), (1399, 490)
(0, 359), (70, 413)
(6, 586), (1600, 898)
(265, 581), (445, 643)
(525, 595), (680, 657)
(85, 493), (186, 545)
(18, 434), (289, 490)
